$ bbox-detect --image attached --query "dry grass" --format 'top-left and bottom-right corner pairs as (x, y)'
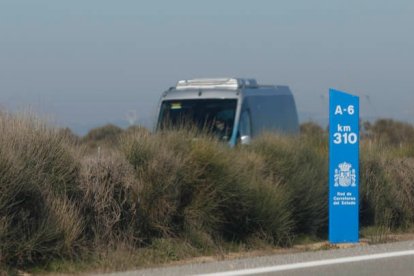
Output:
(0, 112), (84, 267)
(79, 152), (137, 245)
(1, 113), (414, 272)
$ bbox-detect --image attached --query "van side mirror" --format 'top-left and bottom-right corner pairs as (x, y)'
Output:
(240, 135), (251, 145)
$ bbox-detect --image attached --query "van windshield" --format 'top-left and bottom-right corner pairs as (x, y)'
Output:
(158, 99), (237, 141)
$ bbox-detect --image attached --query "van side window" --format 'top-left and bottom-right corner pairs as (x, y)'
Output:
(239, 110), (252, 137)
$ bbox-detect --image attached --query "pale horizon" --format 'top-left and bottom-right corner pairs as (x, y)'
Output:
(1, 0), (413, 134)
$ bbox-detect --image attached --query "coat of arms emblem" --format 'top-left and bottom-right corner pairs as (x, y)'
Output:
(334, 162), (356, 187)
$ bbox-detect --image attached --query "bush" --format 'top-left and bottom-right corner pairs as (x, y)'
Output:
(82, 124), (124, 149)
(250, 134), (328, 237)
(120, 130), (296, 245)
(79, 152), (137, 245)
(364, 119), (414, 146)
(120, 129), (195, 240)
(0, 113), (84, 267)
(58, 127), (81, 145)
(237, 151), (294, 245)
(360, 142), (414, 229)
(300, 122), (325, 138)
(385, 158), (414, 227)
(2, 112), (414, 271)
(359, 145), (393, 227)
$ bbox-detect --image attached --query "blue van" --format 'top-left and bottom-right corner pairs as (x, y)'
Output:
(156, 78), (299, 146)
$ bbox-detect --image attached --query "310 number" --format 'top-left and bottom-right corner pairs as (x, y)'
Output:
(333, 132), (358, 144)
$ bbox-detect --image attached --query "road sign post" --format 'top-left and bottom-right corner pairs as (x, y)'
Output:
(329, 89), (359, 243)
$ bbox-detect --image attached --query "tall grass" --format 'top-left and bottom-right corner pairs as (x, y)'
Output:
(119, 129), (296, 246)
(1, 113), (414, 271)
(0, 113), (84, 267)
(250, 134), (328, 237)
(360, 141), (414, 229)
(79, 152), (137, 245)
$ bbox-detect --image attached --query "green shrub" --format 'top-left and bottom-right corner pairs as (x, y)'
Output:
(250, 134), (328, 237)
(182, 139), (251, 240)
(360, 145), (393, 227)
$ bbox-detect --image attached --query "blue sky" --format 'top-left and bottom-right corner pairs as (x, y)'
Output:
(1, 0), (413, 134)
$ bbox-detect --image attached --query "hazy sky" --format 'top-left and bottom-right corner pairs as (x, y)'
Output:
(1, 0), (413, 134)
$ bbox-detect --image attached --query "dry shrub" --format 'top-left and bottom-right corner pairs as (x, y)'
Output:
(364, 119), (414, 146)
(0, 113), (84, 267)
(300, 122), (327, 143)
(360, 143), (414, 229)
(121, 129), (195, 240)
(79, 152), (137, 245)
(384, 158), (414, 227)
(2, 111), (414, 271)
(58, 127), (81, 145)
(81, 124), (124, 152)
(120, 129), (296, 246)
(83, 124), (123, 143)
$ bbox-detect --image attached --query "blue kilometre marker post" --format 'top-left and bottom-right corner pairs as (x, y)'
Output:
(329, 89), (359, 243)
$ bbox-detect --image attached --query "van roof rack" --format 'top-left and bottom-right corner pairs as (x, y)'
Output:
(176, 78), (258, 90)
